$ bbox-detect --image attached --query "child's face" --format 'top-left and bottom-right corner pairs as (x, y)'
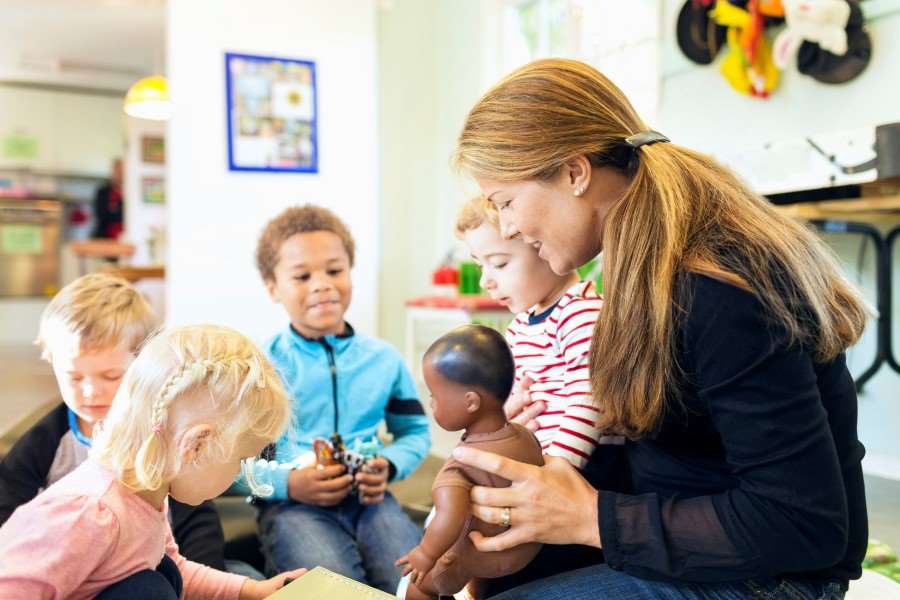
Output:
(464, 223), (571, 313)
(49, 342), (133, 431)
(169, 432), (270, 505)
(423, 360), (473, 432)
(266, 231), (353, 339)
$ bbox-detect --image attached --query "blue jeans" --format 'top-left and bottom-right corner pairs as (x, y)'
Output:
(96, 555), (183, 600)
(258, 491), (421, 593)
(489, 565), (845, 600)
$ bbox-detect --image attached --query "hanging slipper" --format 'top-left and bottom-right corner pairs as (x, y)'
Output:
(797, 0), (871, 84)
(677, 0), (728, 64)
(773, 0), (851, 69)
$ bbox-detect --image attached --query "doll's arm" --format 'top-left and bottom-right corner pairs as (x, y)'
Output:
(396, 486), (470, 585)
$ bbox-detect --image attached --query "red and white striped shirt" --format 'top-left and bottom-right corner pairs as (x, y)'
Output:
(504, 280), (620, 469)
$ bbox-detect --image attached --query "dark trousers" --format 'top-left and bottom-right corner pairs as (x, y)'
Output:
(96, 554), (183, 600)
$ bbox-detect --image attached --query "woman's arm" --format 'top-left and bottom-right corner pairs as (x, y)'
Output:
(454, 449), (601, 551)
(458, 277), (856, 581)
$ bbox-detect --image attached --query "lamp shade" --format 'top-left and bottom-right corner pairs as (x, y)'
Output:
(123, 75), (173, 121)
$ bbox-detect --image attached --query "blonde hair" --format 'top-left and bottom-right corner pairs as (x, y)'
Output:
(36, 273), (157, 360)
(455, 195), (499, 238)
(455, 58), (868, 438)
(91, 324), (290, 492)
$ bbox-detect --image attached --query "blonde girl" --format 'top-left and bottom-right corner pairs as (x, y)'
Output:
(449, 58), (867, 600)
(0, 324), (306, 600)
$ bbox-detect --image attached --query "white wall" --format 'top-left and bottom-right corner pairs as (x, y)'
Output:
(0, 86), (123, 176)
(377, 0), (497, 351)
(657, 1), (900, 473)
(166, 0), (379, 345)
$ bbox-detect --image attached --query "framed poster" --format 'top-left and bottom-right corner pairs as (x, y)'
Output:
(141, 177), (165, 204)
(225, 52), (318, 173)
(141, 136), (165, 164)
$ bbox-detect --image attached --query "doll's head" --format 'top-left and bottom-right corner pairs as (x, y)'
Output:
(422, 324), (514, 431)
(91, 324), (290, 504)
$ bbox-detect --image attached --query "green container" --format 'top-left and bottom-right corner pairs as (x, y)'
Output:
(459, 261), (482, 295)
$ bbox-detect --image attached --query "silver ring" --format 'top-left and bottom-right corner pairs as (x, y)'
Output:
(500, 506), (511, 528)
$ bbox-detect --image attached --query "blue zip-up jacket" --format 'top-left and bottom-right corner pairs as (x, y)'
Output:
(265, 323), (430, 501)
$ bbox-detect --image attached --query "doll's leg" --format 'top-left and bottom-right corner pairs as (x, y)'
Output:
(404, 569), (440, 600)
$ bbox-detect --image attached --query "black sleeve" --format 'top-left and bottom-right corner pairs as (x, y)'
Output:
(0, 404), (68, 525)
(169, 498), (227, 570)
(600, 277), (850, 581)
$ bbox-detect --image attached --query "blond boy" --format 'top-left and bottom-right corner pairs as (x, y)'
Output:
(0, 273), (228, 568)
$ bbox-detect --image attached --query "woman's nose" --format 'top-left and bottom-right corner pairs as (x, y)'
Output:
(479, 271), (493, 290)
(500, 218), (519, 240)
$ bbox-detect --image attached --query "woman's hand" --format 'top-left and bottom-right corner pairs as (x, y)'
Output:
(505, 376), (545, 431)
(239, 567), (308, 599)
(453, 448), (601, 551)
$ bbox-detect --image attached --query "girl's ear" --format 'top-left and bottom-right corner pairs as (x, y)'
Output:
(178, 424), (214, 464)
(464, 390), (482, 414)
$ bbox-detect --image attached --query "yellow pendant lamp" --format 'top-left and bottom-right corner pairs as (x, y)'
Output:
(123, 75), (173, 121)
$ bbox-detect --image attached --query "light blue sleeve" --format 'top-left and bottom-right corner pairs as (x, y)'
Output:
(380, 359), (431, 481)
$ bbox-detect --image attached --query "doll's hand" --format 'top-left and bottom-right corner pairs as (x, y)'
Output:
(395, 545), (436, 587)
(238, 567), (308, 599)
(356, 457), (389, 505)
(505, 376), (545, 431)
(288, 464), (352, 506)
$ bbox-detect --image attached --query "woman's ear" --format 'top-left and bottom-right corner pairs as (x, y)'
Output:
(178, 424), (214, 464)
(464, 391), (482, 414)
(562, 155), (592, 194)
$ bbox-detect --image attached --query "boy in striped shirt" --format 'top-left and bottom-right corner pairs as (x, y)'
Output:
(456, 196), (620, 469)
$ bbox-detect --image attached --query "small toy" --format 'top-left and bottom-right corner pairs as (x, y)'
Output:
(241, 433), (383, 500)
(396, 325), (544, 600)
(313, 433), (383, 489)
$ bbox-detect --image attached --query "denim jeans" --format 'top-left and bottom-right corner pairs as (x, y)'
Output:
(95, 555), (183, 600)
(488, 565), (846, 600)
(258, 491), (421, 593)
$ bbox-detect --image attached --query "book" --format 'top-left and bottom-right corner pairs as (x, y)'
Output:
(266, 566), (398, 599)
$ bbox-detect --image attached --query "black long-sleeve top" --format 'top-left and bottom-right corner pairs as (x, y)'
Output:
(598, 274), (867, 588)
(0, 403), (228, 569)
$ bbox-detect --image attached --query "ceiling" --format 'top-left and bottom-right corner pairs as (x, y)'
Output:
(0, 0), (165, 92)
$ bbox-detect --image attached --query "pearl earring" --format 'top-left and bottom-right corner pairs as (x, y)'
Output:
(574, 186), (584, 197)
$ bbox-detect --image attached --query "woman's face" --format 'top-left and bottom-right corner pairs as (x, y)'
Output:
(476, 165), (628, 274)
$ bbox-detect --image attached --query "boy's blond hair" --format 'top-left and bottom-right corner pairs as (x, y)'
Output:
(256, 204), (356, 283)
(91, 324), (291, 492)
(36, 273), (158, 360)
(455, 195), (499, 238)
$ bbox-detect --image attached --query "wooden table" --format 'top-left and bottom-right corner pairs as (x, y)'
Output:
(69, 239), (136, 275)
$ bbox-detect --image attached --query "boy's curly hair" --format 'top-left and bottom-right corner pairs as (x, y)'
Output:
(256, 204), (356, 282)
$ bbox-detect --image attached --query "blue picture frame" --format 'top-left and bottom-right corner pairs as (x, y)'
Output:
(225, 52), (318, 173)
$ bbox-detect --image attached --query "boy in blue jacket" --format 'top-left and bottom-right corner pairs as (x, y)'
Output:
(254, 204), (428, 592)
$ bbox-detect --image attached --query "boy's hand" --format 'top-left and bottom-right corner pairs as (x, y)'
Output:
(356, 457), (389, 505)
(238, 567), (308, 599)
(505, 376), (545, 431)
(395, 545), (435, 587)
(288, 464), (352, 506)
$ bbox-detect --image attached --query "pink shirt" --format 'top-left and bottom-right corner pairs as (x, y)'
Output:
(0, 460), (245, 600)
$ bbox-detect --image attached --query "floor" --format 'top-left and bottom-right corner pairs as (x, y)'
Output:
(2, 342), (899, 554)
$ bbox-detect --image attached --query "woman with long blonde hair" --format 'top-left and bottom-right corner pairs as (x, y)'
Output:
(450, 58), (867, 599)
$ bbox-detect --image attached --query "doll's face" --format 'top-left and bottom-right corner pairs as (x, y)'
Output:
(422, 359), (478, 432)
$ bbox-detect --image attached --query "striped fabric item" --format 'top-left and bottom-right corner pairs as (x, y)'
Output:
(504, 280), (622, 469)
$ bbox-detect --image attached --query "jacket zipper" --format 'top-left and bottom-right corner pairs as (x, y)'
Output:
(318, 338), (339, 433)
